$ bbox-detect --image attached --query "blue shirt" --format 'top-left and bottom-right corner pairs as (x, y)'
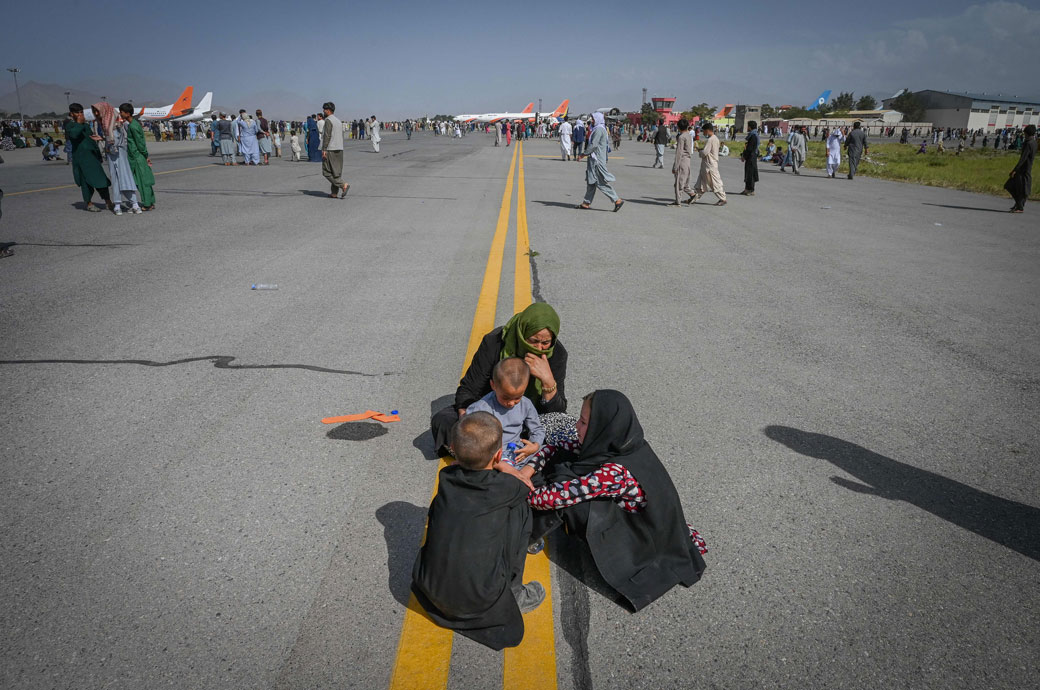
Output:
(466, 391), (545, 448)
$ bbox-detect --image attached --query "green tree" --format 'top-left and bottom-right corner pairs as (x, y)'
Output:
(890, 91), (925, 122)
(640, 102), (658, 126)
(761, 103), (777, 119)
(855, 95), (877, 111)
(778, 106), (825, 120)
(680, 102), (716, 123)
(831, 91), (856, 112)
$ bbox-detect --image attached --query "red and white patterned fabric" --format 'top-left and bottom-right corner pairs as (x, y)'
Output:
(526, 452), (708, 555)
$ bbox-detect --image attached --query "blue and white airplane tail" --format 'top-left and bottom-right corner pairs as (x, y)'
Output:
(807, 90), (831, 111)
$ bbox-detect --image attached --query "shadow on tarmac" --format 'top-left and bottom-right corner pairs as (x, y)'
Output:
(327, 422), (388, 441)
(921, 202), (1008, 213)
(624, 197), (673, 206)
(375, 501), (427, 606)
(532, 200), (604, 211)
(2, 241), (135, 248)
(0, 355), (380, 376)
(764, 425), (1040, 562)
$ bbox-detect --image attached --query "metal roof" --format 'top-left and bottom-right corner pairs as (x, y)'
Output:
(924, 90), (1040, 106)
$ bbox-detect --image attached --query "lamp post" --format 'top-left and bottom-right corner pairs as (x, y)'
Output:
(64, 91), (71, 108)
(7, 67), (23, 121)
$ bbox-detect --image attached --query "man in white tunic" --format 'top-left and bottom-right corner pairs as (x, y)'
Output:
(370, 116), (381, 153)
(826, 128), (845, 177)
(691, 122), (726, 205)
(558, 116), (573, 160)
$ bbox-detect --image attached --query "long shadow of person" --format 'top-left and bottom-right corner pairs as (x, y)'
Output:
(764, 426), (1040, 562)
(375, 501), (428, 606)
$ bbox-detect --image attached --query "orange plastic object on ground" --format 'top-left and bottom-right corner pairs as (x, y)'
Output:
(321, 410), (400, 424)
(321, 410), (379, 424)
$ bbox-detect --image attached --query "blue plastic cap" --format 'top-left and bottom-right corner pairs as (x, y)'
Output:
(390, 410), (399, 415)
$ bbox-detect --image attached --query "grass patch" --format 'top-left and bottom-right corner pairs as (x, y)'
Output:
(773, 141), (1038, 200)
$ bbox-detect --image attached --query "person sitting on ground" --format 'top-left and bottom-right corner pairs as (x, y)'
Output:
(762, 138), (776, 161)
(520, 390), (707, 611)
(430, 302), (567, 456)
(917, 140), (928, 154)
(42, 140), (63, 161)
(466, 358), (544, 465)
(411, 412), (544, 650)
(771, 145), (785, 165)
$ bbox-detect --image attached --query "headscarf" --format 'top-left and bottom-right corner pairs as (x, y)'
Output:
(573, 390), (646, 473)
(591, 112), (607, 136)
(499, 302), (560, 396)
(92, 101), (117, 145)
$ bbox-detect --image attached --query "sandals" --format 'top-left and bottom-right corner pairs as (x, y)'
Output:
(86, 204), (103, 212)
(340, 183), (350, 199)
(0, 248), (13, 259)
(576, 203), (591, 210)
(613, 200), (624, 212)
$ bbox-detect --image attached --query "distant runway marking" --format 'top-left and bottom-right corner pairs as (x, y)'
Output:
(388, 143), (521, 690)
(526, 154), (625, 159)
(6, 164), (216, 196)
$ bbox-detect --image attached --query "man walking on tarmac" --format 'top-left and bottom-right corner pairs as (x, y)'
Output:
(321, 102), (349, 199)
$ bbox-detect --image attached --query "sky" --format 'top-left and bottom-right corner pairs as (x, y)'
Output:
(2, 0), (1039, 119)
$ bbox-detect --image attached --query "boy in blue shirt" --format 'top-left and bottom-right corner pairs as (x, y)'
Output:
(466, 358), (544, 466)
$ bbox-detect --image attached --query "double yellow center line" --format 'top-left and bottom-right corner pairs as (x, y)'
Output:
(388, 141), (557, 690)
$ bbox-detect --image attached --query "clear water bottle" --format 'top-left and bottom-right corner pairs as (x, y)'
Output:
(502, 442), (518, 466)
(251, 284), (278, 290)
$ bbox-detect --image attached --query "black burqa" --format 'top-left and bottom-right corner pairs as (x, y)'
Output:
(540, 390), (706, 611)
(1004, 136), (1036, 209)
(411, 465), (532, 650)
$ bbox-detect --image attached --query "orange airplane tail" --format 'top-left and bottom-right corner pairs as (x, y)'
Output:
(521, 102), (534, 114)
(170, 86), (194, 117)
(551, 99), (570, 117)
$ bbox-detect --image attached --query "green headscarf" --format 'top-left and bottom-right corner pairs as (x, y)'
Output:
(500, 302), (560, 397)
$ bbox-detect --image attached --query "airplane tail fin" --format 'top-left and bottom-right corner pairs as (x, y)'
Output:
(171, 86), (194, 117)
(808, 90), (831, 111)
(196, 92), (213, 114)
(521, 102), (534, 114)
(551, 99), (570, 117)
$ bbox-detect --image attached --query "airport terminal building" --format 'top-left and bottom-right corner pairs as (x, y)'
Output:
(882, 90), (1040, 130)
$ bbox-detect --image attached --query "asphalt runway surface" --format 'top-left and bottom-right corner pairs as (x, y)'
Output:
(1, 132), (1038, 690)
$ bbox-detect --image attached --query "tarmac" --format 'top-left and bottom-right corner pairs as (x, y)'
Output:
(1, 131), (1038, 690)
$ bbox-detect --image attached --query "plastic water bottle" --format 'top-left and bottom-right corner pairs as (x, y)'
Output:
(251, 284), (278, 290)
(502, 442), (518, 466)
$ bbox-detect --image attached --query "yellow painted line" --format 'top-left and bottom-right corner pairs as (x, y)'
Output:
(504, 146), (558, 690)
(6, 163), (216, 196)
(465, 141), (518, 367)
(154, 163), (214, 176)
(388, 142), (521, 690)
(513, 142), (532, 314)
(5, 183), (78, 196)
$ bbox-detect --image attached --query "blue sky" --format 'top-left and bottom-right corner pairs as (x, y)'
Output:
(3, 0), (1038, 118)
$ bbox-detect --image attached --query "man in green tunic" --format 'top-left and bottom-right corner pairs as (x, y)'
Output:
(119, 103), (156, 210)
(65, 103), (111, 212)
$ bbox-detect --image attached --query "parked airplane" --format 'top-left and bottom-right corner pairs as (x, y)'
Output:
(171, 92), (213, 121)
(82, 86), (195, 121)
(473, 99), (569, 124)
(806, 90), (832, 111)
(455, 103), (533, 123)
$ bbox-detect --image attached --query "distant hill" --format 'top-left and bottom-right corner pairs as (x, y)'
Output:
(0, 78), (193, 118)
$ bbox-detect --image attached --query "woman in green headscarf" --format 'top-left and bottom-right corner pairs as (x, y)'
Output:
(430, 302), (568, 455)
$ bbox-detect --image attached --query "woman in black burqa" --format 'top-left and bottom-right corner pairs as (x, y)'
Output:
(527, 390), (706, 611)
